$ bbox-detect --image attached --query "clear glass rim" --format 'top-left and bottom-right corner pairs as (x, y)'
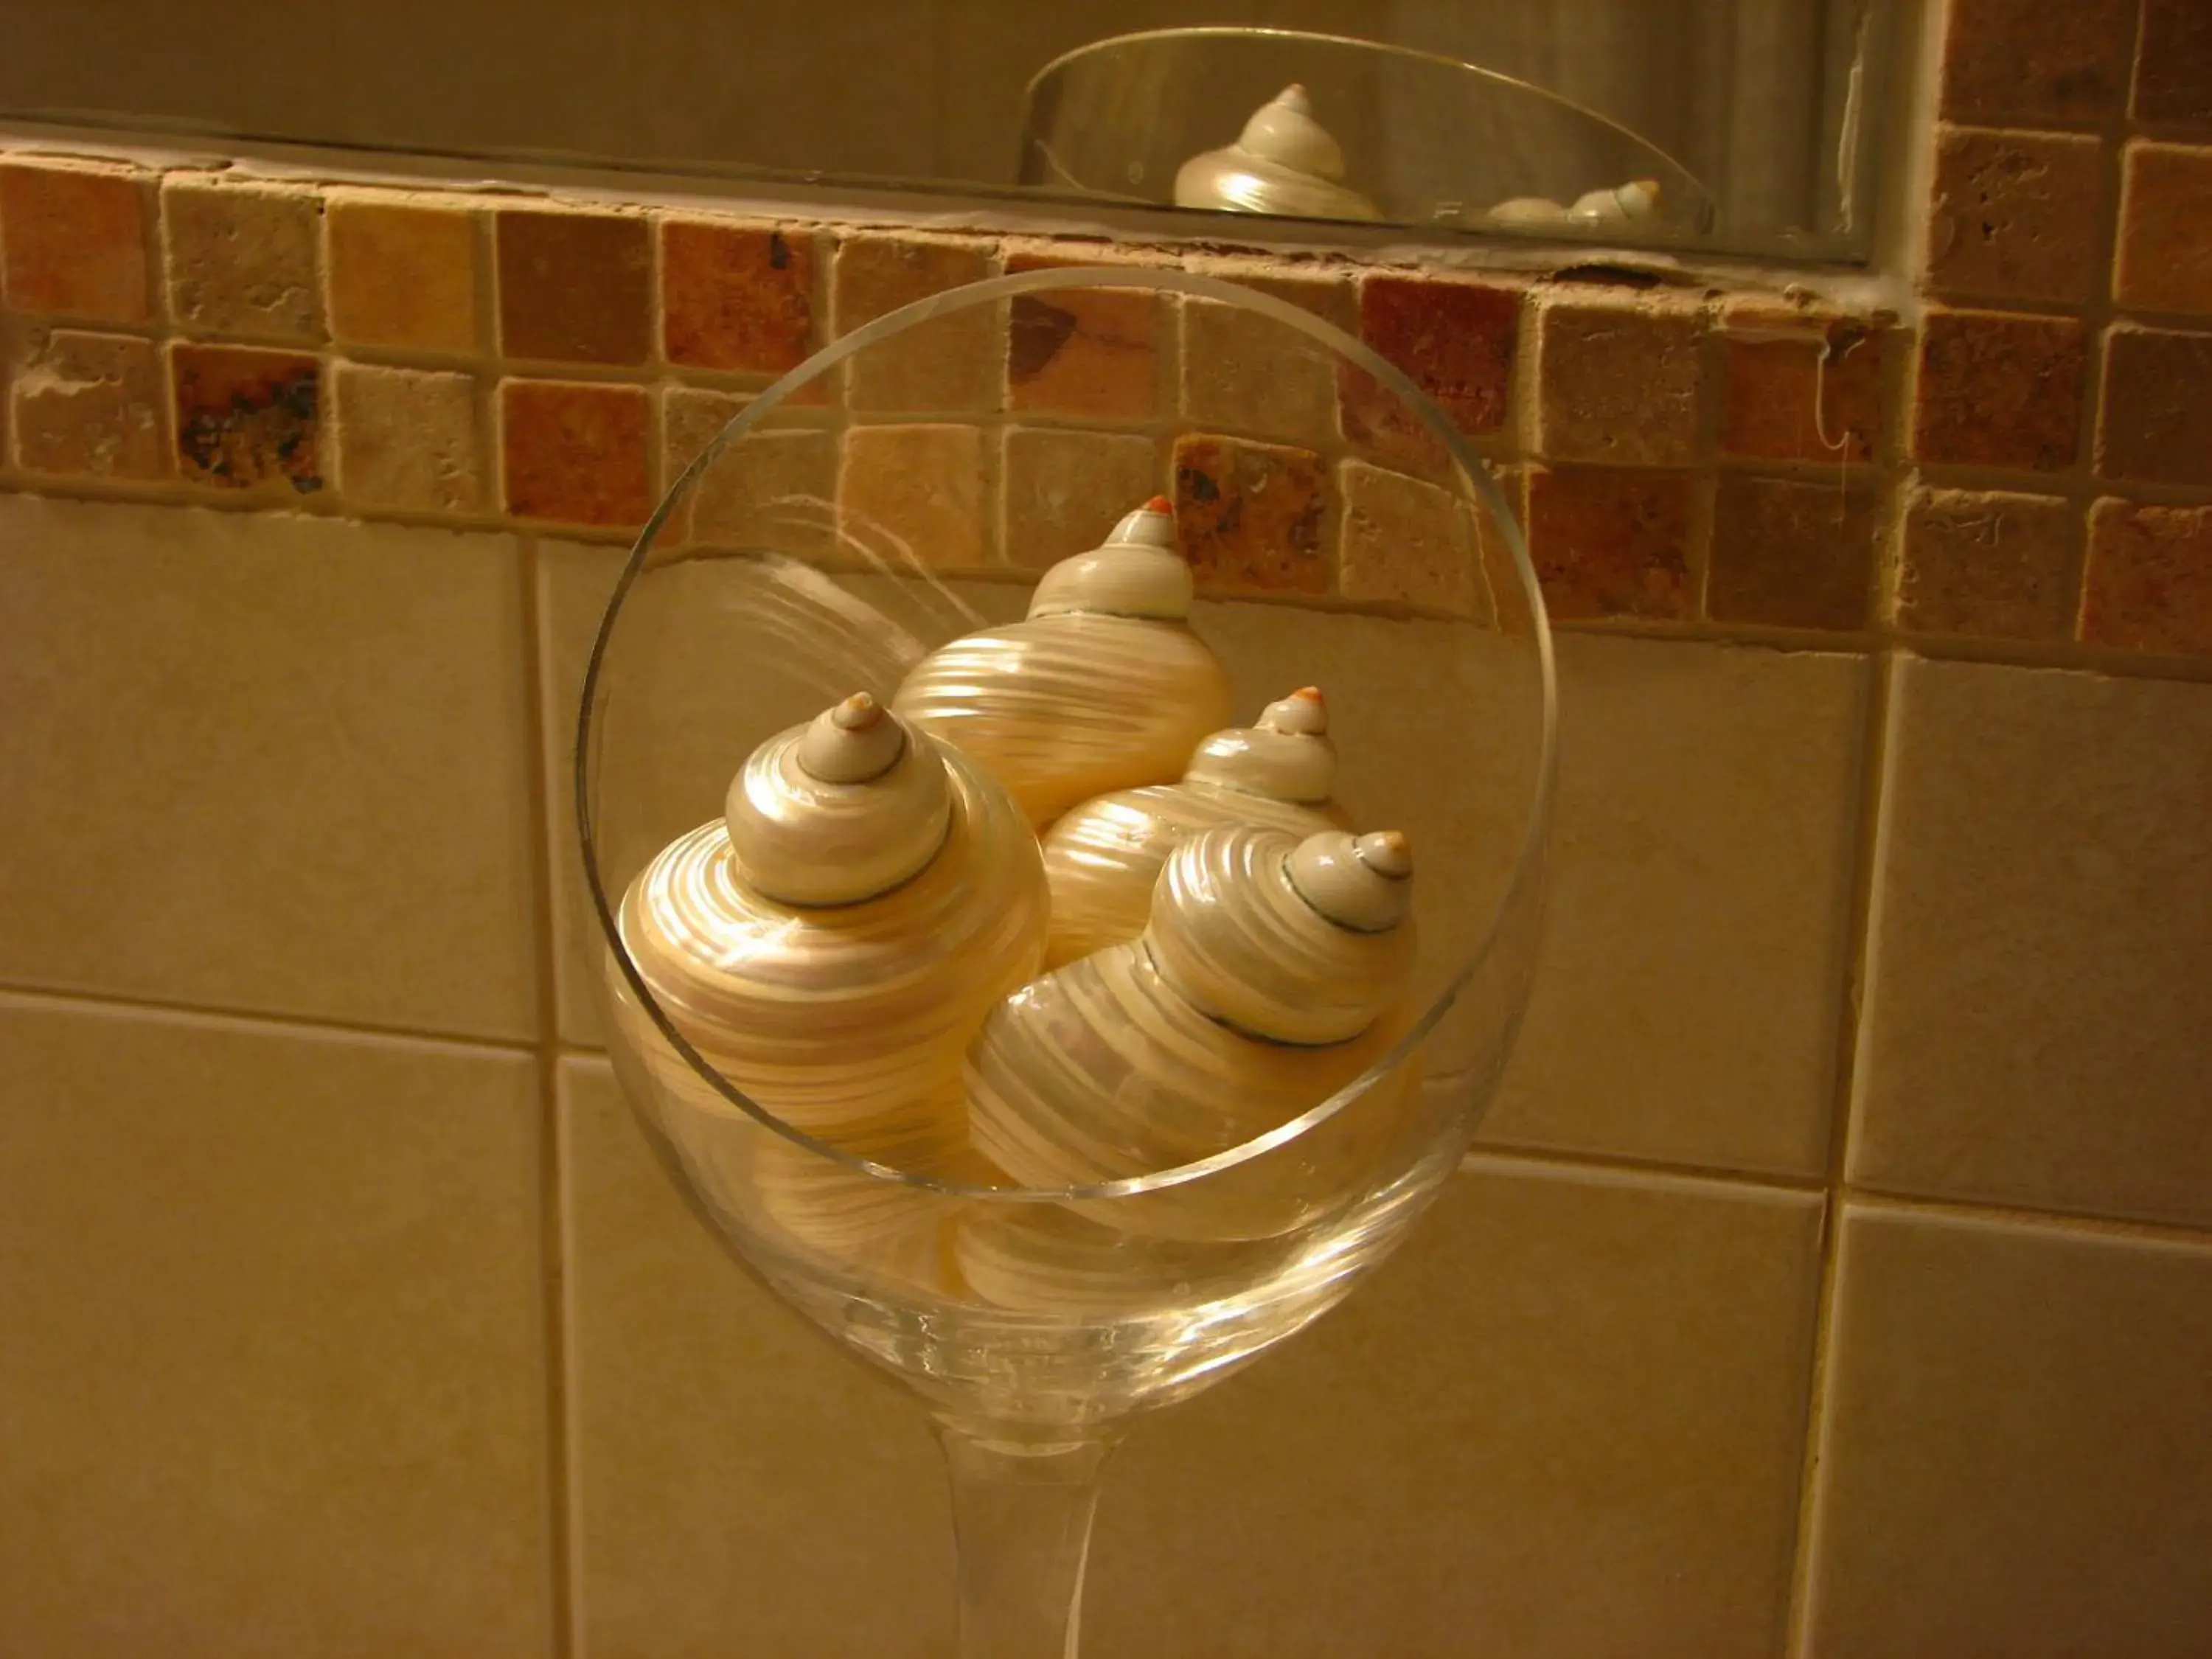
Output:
(1020, 24), (1714, 226)
(574, 264), (1559, 1203)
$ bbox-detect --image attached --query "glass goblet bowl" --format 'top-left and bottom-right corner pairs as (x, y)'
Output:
(576, 265), (1557, 1658)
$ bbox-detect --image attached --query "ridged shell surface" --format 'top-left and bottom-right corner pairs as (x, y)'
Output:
(1041, 785), (1349, 967)
(611, 736), (1046, 1136)
(964, 938), (1419, 1240)
(894, 613), (1232, 829)
(1146, 826), (1416, 1046)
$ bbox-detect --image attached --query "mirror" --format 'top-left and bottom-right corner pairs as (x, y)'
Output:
(0, 0), (1895, 262)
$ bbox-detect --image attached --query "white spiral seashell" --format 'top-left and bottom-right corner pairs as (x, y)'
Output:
(1237, 83), (1346, 180)
(1569, 177), (1661, 225)
(1150, 826), (1415, 1045)
(1172, 84), (1382, 222)
(894, 498), (1234, 828)
(728, 692), (952, 907)
(1039, 686), (1352, 967)
(608, 693), (1047, 1138)
(964, 825), (1421, 1239)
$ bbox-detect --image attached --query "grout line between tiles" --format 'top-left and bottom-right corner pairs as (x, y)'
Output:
(1461, 1139), (1828, 1197)
(0, 978), (538, 1054)
(1843, 1187), (2212, 1248)
(1782, 640), (1899, 1658)
(514, 532), (579, 1659)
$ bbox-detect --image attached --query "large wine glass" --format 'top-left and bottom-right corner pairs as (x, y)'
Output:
(576, 266), (1556, 1658)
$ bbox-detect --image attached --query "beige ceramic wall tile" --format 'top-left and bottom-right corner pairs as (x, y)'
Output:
(0, 495), (540, 1040)
(558, 1056), (953, 1658)
(1482, 635), (1871, 1178)
(1088, 1158), (1826, 1659)
(1852, 657), (2212, 1225)
(1804, 1204), (2212, 1658)
(0, 991), (552, 1658)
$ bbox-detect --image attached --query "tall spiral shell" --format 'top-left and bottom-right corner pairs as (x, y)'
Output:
(1040, 686), (1353, 967)
(1172, 84), (1382, 223)
(893, 498), (1234, 829)
(964, 825), (1421, 1240)
(607, 694), (1047, 1141)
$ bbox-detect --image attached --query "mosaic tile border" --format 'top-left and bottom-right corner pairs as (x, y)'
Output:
(1, 21), (2209, 673)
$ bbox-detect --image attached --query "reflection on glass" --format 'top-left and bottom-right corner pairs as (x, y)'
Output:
(1027, 29), (1714, 242)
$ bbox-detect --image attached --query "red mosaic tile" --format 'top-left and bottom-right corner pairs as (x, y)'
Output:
(1911, 307), (2085, 473)
(1940, 0), (2135, 125)
(1005, 248), (1162, 421)
(1708, 474), (1878, 630)
(2135, 0), (2212, 130)
(1172, 433), (1329, 596)
(661, 219), (813, 374)
(1339, 272), (1520, 454)
(2082, 499), (2212, 655)
(2115, 143), (2212, 317)
(495, 209), (652, 366)
(2096, 326), (2212, 487)
(1719, 301), (1883, 465)
(500, 379), (652, 527)
(1522, 465), (1691, 622)
(0, 163), (150, 323)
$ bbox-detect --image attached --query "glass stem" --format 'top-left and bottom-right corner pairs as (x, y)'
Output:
(936, 1421), (1116, 1659)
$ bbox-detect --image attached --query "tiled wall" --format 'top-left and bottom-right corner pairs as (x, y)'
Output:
(2, 2), (2210, 1656)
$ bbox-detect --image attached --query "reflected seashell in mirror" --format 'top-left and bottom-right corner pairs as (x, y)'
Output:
(1040, 685), (1354, 967)
(894, 497), (1234, 828)
(1173, 83), (1382, 223)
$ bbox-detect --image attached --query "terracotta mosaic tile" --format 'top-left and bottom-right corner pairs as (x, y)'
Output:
(2083, 499), (2212, 654)
(1522, 465), (1691, 622)
(324, 193), (479, 354)
(2115, 143), (2212, 316)
(2135, 0), (2212, 130)
(839, 423), (987, 568)
(1708, 475), (1878, 631)
(1719, 300), (1883, 465)
(1001, 425), (1161, 570)
(1531, 288), (1705, 468)
(1339, 273), (1520, 458)
(1172, 434), (1329, 596)
(661, 219), (813, 374)
(664, 386), (837, 558)
(162, 178), (323, 344)
(0, 163), (150, 323)
(2096, 326), (2212, 486)
(333, 363), (481, 513)
(1337, 459), (1484, 616)
(170, 344), (321, 493)
(1939, 0), (2135, 125)
(1925, 126), (2103, 305)
(1180, 264), (1354, 448)
(500, 379), (651, 527)
(495, 209), (650, 366)
(10, 329), (166, 480)
(830, 233), (996, 413)
(1911, 307), (2085, 473)
(1894, 487), (2079, 640)
(1005, 251), (1162, 421)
